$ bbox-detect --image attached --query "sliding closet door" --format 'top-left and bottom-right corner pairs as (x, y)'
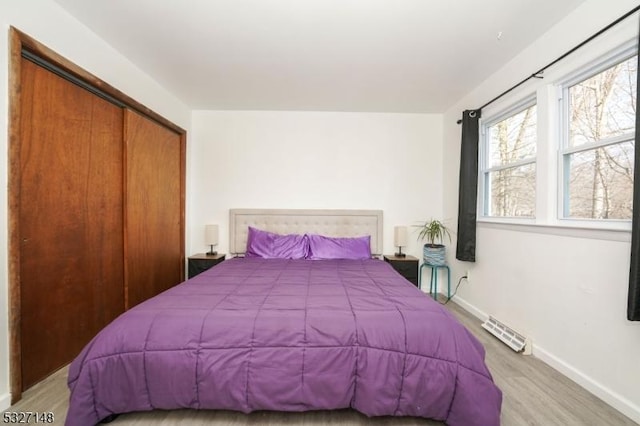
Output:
(19, 59), (125, 389)
(125, 110), (184, 308)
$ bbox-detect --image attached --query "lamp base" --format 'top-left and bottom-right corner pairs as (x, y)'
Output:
(394, 252), (406, 258)
(206, 245), (217, 256)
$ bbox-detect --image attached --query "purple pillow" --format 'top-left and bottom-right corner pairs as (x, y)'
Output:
(245, 227), (309, 259)
(307, 234), (371, 260)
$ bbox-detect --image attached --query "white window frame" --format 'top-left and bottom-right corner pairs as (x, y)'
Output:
(479, 96), (538, 221)
(474, 32), (638, 240)
(557, 41), (637, 228)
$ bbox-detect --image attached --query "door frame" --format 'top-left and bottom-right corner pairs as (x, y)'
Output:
(8, 27), (186, 402)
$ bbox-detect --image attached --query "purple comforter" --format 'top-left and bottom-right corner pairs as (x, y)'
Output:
(66, 258), (501, 425)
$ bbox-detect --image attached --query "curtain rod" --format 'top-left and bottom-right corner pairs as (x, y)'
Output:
(457, 4), (640, 124)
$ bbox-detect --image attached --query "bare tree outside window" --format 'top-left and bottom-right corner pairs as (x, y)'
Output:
(565, 55), (636, 220)
(483, 104), (537, 217)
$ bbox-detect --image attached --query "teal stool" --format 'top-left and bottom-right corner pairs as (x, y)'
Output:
(419, 263), (451, 301)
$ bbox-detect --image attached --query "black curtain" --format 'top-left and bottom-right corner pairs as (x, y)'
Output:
(628, 21), (640, 321)
(456, 109), (481, 262)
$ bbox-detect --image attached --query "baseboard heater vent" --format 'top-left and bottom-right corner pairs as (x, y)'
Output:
(481, 316), (528, 353)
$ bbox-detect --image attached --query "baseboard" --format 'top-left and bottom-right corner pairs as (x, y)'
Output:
(450, 294), (489, 321)
(450, 295), (640, 424)
(533, 345), (640, 424)
(0, 392), (11, 411)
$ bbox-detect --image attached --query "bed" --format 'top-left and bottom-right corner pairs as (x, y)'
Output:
(66, 209), (502, 425)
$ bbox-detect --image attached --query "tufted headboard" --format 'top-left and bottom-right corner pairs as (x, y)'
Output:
(229, 209), (383, 256)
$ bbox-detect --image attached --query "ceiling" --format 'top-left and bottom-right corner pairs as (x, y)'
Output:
(52, 0), (586, 113)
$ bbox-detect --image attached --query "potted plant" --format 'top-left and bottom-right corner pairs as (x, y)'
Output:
(414, 219), (451, 266)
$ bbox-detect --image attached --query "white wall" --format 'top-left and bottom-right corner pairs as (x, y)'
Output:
(0, 0), (191, 409)
(443, 0), (640, 422)
(189, 110), (443, 257)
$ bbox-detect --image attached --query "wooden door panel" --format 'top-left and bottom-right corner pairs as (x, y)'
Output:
(19, 59), (125, 389)
(125, 110), (184, 308)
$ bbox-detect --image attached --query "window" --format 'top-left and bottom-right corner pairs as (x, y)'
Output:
(476, 38), (637, 234)
(481, 102), (537, 218)
(560, 53), (637, 220)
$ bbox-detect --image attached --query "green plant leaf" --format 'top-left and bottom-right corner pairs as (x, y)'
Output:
(413, 219), (451, 245)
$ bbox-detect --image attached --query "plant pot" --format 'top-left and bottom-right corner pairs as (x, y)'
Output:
(423, 244), (446, 266)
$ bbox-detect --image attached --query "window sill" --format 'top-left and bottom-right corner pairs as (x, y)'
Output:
(477, 219), (631, 242)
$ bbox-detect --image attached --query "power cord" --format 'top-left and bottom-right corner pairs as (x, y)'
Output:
(441, 275), (468, 305)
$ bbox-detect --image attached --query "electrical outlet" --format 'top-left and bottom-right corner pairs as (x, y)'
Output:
(466, 270), (470, 282)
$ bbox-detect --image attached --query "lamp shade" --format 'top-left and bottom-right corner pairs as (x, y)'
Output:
(204, 224), (219, 245)
(394, 226), (408, 247)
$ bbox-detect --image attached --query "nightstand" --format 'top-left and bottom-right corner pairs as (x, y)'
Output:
(384, 254), (419, 287)
(187, 253), (226, 278)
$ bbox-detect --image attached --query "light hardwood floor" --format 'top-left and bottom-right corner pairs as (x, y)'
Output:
(4, 300), (638, 425)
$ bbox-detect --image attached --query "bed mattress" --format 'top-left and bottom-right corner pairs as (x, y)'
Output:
(66, 258), (501, 425)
